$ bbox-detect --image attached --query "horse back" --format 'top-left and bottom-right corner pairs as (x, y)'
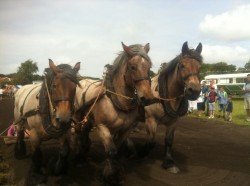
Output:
(14, 84), (41, 123)
(75, 79), (104, 110)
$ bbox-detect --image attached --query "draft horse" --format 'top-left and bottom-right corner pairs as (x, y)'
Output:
(14, 59), (80, 185)
(73, 42), (153, 185)
(143, 41), (203, 173)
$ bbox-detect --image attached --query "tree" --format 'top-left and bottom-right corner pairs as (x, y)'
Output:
(14, 59), (39, 85)
(244, 59), (250, 70)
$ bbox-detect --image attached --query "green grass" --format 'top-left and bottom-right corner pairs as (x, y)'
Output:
(189, 99), (250, 125)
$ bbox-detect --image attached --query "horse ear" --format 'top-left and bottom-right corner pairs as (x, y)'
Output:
(182, 41), (189, 55)
(196, 43), (202, 54)
(49, 59), (57, 74)
(144, 43), (150, 53)
(121, 42), (133, 56)
(73, 62), (80, 72)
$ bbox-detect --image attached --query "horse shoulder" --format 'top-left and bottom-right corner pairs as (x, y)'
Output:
(14, 84), (41, 118)
(145, 103), (165, 121)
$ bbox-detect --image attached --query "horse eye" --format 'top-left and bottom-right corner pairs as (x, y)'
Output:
(129, 65), (137, 71)
(180, 64), (185, 70)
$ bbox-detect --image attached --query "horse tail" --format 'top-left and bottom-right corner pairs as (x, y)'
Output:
(14, 124), (27, 159)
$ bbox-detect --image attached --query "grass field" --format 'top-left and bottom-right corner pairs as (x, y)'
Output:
(189, 99), (250, 125)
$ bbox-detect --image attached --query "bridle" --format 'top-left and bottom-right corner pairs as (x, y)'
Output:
(177, 57), (200, 85)
(124, 56), (151, 90)
(45, 72), (76, 114)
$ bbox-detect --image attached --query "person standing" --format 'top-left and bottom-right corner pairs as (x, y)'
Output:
(243, 74), (250, 121)
(196, 91), (205, 117)
(210, 80), (218, 92)
(225, 95), (233, 122)
(201, 81), (209, 116)
(0, 88), (3, 101)
(207, 86), (217, 119)
(217, 87), (228, 119)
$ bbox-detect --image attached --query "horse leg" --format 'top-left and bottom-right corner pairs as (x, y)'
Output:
(14, 124), (27, 159)
(114, 131), (137, 158)
(97, 124), (124, 185)
(69, 122), (92, 166)
(49, 136), (70, 175)
(28, 132), (47, 185)
(162, 123), (180, 173)
(138, 117), (157, 157)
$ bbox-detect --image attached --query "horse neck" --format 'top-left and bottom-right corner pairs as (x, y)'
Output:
(165, 66), (184, 98)
(111, 64), (135, 108)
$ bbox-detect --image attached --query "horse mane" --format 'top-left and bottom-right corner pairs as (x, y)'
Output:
(159, 49), (203, 76)
(111, 44), (152, 76)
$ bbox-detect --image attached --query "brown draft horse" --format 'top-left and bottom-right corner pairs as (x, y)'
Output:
(142, 41), (203, 173)
(73, 42), (153, 185)
(14, 59), (80, 185)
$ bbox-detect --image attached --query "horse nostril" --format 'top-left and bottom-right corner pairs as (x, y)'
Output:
(188, 87), (193, 92)
(140, 97), (146, 102)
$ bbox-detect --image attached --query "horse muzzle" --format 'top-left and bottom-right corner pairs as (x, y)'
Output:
(185, 87), (201, 101)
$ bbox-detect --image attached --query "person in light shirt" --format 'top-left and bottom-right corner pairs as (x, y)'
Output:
(242, 74), (250, 121)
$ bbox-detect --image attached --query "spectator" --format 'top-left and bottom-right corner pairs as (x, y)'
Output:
(7, 123), (30, 137)
(242, 74), (250, 121)
(0, 88), (3, 101)
(188, 100), (197, 114)
(201, 80), (209, 116)
(217, 87), (228, 119)
(207, 86), (217, 119)
(7, 124), (17, 136)
(225, 95), (233, 122)
(210, 80), (218, 92)
(197, 90), (205, 117)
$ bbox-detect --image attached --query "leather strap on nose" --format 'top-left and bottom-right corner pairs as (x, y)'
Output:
(133, 77), (151, 83)
(53, 96), (72, 102)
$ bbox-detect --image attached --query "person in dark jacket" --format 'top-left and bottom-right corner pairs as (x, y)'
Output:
(225, 95), (233, 122)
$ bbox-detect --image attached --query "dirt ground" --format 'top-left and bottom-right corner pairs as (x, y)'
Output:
(0, 98), (250, 186)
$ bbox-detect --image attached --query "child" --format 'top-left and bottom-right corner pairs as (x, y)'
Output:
(225, 95), (233, 122)
(7, 123), (30, 137)
(7, 124), (17, 136)
(207, 86), (218, 118)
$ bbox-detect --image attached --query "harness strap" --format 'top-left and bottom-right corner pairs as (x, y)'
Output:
(20, 85), (40, 116)
(53, 96), (71, 102)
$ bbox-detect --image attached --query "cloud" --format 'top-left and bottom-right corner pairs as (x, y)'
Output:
(199, 4), (250, 41)
(202, 44), (250, 67)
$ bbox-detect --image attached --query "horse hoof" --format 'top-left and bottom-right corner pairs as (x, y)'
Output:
(28, 172), (47, 186)
(99, 160), (125, 186)
(167, 166), (180, 174)
(162, 163), (180, 174)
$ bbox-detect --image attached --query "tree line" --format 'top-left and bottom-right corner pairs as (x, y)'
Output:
(1, 59), (250, 87)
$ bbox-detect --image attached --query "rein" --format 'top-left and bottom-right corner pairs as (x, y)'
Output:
(44, 74), (55, 117)
(79, 77), (105, 125)
(105, 89), (134, 100)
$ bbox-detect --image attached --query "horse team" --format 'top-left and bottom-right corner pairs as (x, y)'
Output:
(13, 41), (203, 185)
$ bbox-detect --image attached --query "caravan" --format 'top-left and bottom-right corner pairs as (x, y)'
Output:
(204, 73), (249, 95)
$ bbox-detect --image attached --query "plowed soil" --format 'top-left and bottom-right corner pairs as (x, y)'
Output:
(0, 98), (250, 186)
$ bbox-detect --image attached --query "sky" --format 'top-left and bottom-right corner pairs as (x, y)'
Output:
(1, 0), (250, 78)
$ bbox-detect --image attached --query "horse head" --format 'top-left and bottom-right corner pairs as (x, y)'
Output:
(178, 41), (203, 100)
(122, 42), (153, 105)
(48, 59), (80, 127)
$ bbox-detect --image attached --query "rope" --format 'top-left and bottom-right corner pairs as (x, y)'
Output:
(154, 94), (185, 102)
(0, 126), (11, 136)
(105, 89), (134, 100)
(79, 79), (105, 125)
(155, 96), (177, 102)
